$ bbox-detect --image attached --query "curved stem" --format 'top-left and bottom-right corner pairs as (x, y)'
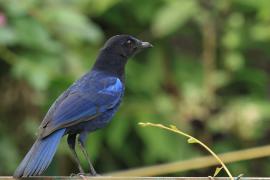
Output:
(138, 122), (234, 180)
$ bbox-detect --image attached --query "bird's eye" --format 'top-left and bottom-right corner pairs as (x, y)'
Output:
(125, 39), (133, 48)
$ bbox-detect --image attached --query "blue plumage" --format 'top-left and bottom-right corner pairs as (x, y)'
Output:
(14, 35), (152, 177)
(40, 72), (124, 137)
(14, 129), (65, 177)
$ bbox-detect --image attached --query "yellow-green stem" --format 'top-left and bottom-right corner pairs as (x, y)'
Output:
(138, 122), (233, 180)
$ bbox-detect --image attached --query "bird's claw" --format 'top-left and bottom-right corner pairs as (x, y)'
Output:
(70, 172), (90, 176)
(70, 172), (100, 177)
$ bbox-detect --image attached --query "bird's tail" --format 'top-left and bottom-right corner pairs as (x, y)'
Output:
(13, 129), (65, 177)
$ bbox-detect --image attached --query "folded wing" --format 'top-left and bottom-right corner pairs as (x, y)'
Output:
(39, 77), (123, 138)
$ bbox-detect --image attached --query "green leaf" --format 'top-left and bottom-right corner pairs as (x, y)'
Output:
(222, 30), (241, 49)
(224, 52), (245, 71)
(0, 0), (37, 16)
(138, 122), (147, 127)
(12, 54), (61, 90)
(0, 26), (17, 45)
(213, 167), (223, 177)
(169, 125), (178, 131)
(87, 0), (121, 15)
(14, 18), (61, 52)
(187, 137), (197, 144)
(152, 0), (198, 37)
(39, 8), (103, 44)
(250, 23), (270, 41)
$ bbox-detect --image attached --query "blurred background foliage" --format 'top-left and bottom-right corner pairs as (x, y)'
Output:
(0, 0), (270, 177)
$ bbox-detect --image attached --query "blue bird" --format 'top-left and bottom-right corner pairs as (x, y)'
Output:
(13, 35), (152, 177)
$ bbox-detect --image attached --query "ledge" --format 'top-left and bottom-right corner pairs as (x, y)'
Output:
(1, 177), (270, 180)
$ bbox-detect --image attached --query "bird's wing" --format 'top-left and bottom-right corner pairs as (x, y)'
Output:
(39, 77), (123, 138)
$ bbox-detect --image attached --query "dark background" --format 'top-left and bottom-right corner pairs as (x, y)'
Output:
(0, 0), (270, 177)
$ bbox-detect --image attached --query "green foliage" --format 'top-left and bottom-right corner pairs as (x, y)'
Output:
(152, 0), (199, 37)
(0, 0), (270, 176)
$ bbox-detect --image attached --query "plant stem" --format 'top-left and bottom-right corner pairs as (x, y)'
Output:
(138, 122), (234, 180)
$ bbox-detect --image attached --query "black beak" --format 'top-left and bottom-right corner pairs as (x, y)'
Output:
(139, 41), (153, 48)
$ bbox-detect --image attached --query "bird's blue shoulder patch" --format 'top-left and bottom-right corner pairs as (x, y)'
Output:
(99, 78), (123, 95)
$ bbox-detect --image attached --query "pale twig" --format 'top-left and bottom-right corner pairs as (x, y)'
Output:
(138, 122), (233, 180)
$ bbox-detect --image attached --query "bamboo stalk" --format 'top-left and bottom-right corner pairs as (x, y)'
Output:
(107, 145), (270, 177)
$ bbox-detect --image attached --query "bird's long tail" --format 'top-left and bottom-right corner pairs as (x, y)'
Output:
(13, 129), (65, 177)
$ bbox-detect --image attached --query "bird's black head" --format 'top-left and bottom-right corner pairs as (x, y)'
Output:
(94, 35), (152, 79)
(102, 35), (153, 58)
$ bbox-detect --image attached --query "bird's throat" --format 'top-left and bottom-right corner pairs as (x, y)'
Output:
(92, 50), (128, 80)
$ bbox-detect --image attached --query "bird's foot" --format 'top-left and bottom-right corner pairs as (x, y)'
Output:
(70, 172), (100, 177)
(70, 172), (91, 176)
(89, 167), (99, 176)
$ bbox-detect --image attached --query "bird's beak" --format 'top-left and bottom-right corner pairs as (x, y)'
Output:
(139, 41), (153, 48)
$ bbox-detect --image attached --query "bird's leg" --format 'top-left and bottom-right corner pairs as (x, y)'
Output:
(78, 132), (98, 176)
(67, 134), (84, 174)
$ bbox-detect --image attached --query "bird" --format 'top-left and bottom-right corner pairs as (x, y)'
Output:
(13, 34), (152, 177)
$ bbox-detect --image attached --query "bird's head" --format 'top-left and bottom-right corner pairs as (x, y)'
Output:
(102, 35), (153, 58)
